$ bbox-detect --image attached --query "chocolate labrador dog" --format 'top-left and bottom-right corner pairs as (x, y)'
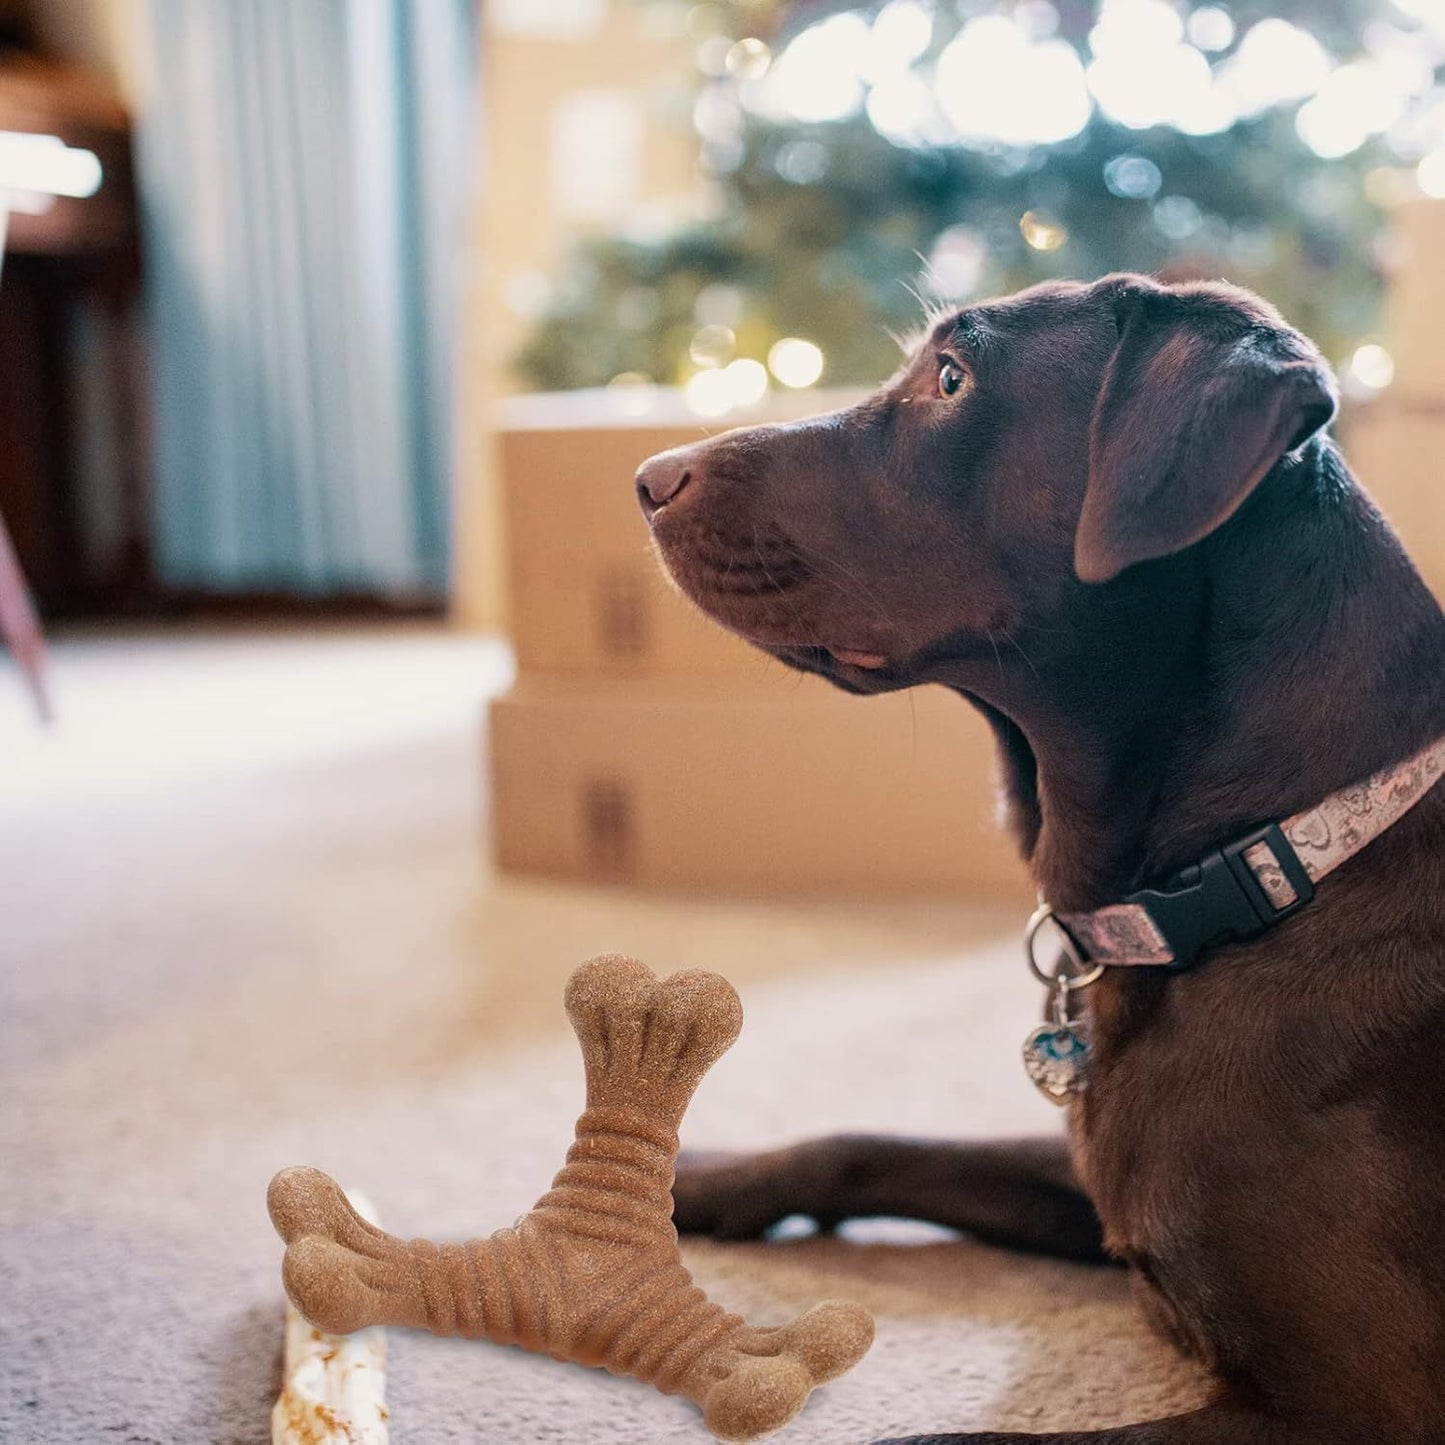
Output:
(634, 274), (1445, 1444)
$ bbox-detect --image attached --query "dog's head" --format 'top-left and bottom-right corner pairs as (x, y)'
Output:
(637, 274), (1337, 696)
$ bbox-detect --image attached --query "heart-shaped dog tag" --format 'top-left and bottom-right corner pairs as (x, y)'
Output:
(1022, 1022), (1090, 1104)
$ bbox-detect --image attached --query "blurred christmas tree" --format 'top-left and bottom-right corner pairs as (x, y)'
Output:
(518, 0), (1445, 411)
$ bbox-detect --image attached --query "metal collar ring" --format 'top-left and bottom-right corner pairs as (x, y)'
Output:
(1024, 903), (1105, 991)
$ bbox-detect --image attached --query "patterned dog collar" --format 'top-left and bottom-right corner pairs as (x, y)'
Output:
(1052, 735), (1445, 971)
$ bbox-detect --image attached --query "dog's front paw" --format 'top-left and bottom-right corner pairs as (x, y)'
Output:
(873, 1437), (976, 1444)
(673, 1146), (835, 1240)
(874, 1435), (1009, 1444)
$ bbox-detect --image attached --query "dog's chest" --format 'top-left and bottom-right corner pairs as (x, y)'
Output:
(1063, 974), (1234, 1279)
(1065, 1069), (1225, 1364)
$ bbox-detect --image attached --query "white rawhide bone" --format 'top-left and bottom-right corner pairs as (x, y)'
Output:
(273, 1190), (389, 1445)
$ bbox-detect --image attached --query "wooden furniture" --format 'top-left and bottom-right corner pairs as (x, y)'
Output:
(0, 50), (141, 716)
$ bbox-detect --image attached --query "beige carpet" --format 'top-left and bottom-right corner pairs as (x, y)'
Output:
(0, 626), (1208, 1444)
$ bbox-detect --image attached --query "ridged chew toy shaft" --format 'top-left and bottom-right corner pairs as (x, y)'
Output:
(394, 1218), (743, 1395)
(268, 956), (874, 1442)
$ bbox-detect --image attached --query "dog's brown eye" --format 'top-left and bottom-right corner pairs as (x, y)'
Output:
(938, 360), (967, 398)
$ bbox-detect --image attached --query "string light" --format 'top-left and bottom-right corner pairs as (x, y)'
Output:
(1153, 195), (1203, 239)
(694, 284), (743, 328)
(1187, 6), (1235, 52)
(768, 338), (825, 388)
(774, 139), (829, 184)
(728, 1), (1444, 172)
(754, 13), (869, 123)
(606, 372), (657, 417)
(1297, 60), (1410, 159)
(926, 225), (987, 300)
(867, 74), (942, 148)
(1087, 0), (1215, 133)
(723, 357), (769, 406)
(1220, 20), (1331, 118)
(1020, 210), (1068, 251)
(724, 38), (771, 80)
(649, 0), (1445, 406)
(688, 324), (736, 367)
(1016, 1), (1060, 40)
(1347, 344), (1395, 392)
(1103, 155), (1162, 199)
(866, 1), (935, 80)
(684, 368), (736, 417)
(1417, 147), (1445, 197)
(936, 18), (1091, 146)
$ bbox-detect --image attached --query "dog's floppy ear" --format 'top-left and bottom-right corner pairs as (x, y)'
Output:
(1074, 278), (1337, 584)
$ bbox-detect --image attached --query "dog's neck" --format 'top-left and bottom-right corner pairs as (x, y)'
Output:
(947, 440), (1445, 913)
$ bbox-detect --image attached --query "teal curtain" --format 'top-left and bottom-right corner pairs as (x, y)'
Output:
(139, 0), (476, 597)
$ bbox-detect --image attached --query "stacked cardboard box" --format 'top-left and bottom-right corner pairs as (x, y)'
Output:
(488, 388), (1035, 900)
(1340, 199), (1445, 603)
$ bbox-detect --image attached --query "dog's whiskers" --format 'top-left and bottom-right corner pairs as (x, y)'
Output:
(750, 519), (812, 637)
(797, 542), (898, 642)
(986, 626), (1008, 705)
(1001, 628), (1041, 681)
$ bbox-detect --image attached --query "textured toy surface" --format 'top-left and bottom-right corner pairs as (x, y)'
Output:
(267, 955), (874, 1442)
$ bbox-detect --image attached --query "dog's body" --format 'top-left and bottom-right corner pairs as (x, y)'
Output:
(635, 275), (1445, 1443)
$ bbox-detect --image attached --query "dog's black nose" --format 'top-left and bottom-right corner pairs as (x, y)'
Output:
(636, 453), (692, 520)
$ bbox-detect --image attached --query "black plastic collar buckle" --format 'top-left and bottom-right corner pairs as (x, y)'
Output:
(1126, 823), (1316, 972)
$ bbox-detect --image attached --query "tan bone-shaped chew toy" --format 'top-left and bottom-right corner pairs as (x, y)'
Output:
(267, 955), (874, 1441)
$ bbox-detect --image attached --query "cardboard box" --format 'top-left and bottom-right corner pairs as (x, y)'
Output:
(489, 673), (1035, 901)
(1340, 404), (1445, 602)
(498, 389), (866, 677)
(1383, 200), (1445, 401)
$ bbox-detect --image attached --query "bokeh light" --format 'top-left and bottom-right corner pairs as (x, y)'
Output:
(526, 0), (1445, 398)
(768, 338), (825, 388)
(694, 284), (743, 328)
(724, 37), (771, 80)
(927, 225), (988, 300)
(774, 138), (829, 184)
(755, 13), (870, 123)
(1153, 194), (1204, 240)
(723, 357), (770, 407)
(1221, 20), (1331, 119)
(1020, 210), (1069, 252)
(606, 372), (657, 417)
(1187, 6), (1235, 52)
(936, 16), (1091, 146)
(733, 1), (1445, 162)
(684, 367), (736, 416)
(866, 0), (935, 80)
(689, 324), (736, 367)
(867, 73), (945, 147)
(1418, 146), (1445, 197)
(1297, 60), (1412, 158)
(1347, 343), (1396, 391)
(1104, 155), (1163, 200)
